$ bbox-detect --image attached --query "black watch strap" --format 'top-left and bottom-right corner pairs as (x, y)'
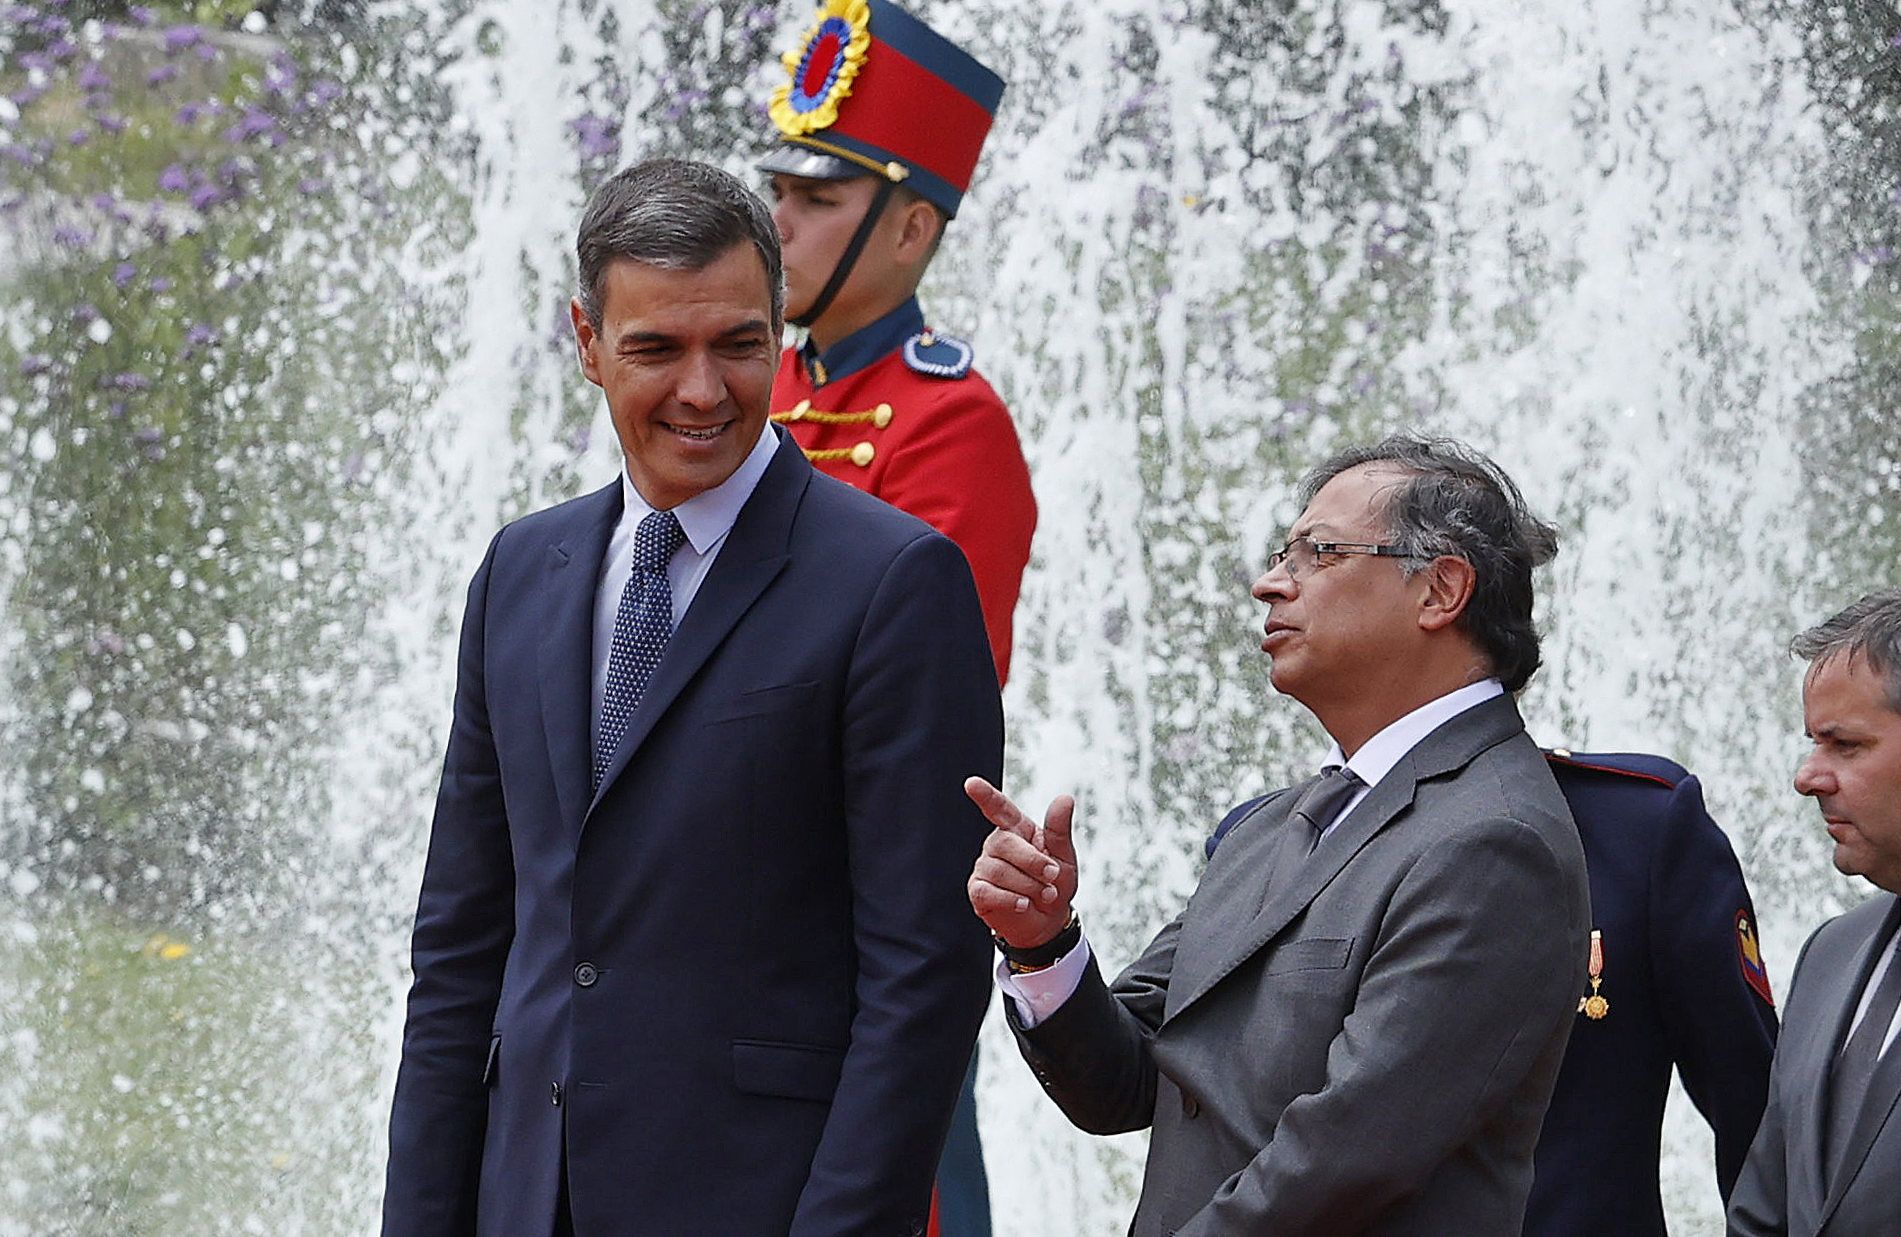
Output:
(996, 911), (1081, 971)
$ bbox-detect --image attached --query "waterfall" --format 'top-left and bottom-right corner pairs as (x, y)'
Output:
(2, 0), (1893, 1231)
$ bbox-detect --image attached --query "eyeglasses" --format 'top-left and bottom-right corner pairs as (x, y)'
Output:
(1266, 536), (1418, 579)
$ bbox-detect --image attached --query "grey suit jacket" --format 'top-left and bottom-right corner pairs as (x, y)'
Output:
(1729, 894), (1901, 1237)
(1012, 693), (1590, 1236)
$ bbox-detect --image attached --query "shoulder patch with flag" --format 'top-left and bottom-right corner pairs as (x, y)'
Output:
(1736, 910), (1773, 1006)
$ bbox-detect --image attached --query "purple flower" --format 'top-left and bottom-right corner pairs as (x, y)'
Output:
(1, 143), (35, 166)
(20, 355), (53, 377)
(3, 6), (36, 23)
(88, 631), (127, 656)
(111, 260), (136, 287)
(130, 5), (156, 26)
(8, 85), (46, 108)
(53, 224), (92, 248)
(95, 114), (128, 135)
(189, 184), (221, 211)
(163, 25), (203, 54)
(108, 373), (153, 392)
(194, 42), (217, 63)
(310, 79), (342, 104)
(215, 157), (250, 185)
(133, 426), (163, 443)
(185, 322), (219, 347)
(148, 277), (171, 293)
(73, 302), (99, 324)
(157, 164), (191, 193)
(67, 128), (91, 146)
(568, 112), (620, 161)
(48, 38), (77, 60)
(147, 64), (178, 87)
(297, 176), (327, 195)
(79, 61), (111, 92)
(176, 102), (204, 124)
(90, 192), (115, 211)
(18, 52), (52, 74)
(223, 106), (276, 142)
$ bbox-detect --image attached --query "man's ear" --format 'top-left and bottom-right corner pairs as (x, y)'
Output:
(1417, 555), (1477, 632)
(570, 297), (604, 388)
(893, 198), (943, 270)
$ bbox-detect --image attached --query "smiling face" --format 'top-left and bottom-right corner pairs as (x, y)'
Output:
(1795, 652), (1901, 894)
(571, 243), (778, 510)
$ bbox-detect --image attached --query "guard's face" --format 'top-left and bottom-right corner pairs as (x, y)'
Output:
(571, 244), (777, 510)
(1249, 464), (1422, 710)
(1795, 653), (1901, 894)
(769, 171), (883, 320)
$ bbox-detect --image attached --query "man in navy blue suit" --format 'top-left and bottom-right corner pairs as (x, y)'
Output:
(381, 159), (1002, 1236)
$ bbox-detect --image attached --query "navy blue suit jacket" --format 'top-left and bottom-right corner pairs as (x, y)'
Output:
(383, 430), (1002, 1236)
(1206, 748), (1777, 1234)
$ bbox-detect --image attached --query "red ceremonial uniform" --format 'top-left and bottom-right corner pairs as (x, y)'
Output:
(772, 297), (1035, 685)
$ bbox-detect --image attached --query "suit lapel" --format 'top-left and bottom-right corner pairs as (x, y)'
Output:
(1164, 694), (1527, 1025)
(1818, 897), (1901, 1227)
(583, 434), (808, 823)
(535, 482), (623, 841)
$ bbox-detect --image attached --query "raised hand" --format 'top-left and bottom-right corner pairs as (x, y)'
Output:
(965, 776), (1080, 949)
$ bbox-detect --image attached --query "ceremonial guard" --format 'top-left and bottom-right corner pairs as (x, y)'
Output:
(1534, 751), (1778, 1233)
(758, 3), (1036, 1233)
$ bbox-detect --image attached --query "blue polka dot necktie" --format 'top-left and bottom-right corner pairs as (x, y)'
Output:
(594, 508), (685, 790)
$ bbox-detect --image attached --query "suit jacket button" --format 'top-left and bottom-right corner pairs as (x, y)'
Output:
(574, 962), (598, 987)
(550, 1082), (563, 1107)
(1181, 1091), (1200, 1118)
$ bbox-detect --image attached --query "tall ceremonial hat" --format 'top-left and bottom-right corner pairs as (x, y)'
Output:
(759, 0), (1005, 219)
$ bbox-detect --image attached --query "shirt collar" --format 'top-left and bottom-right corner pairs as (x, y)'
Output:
(1322, 679), (1506, 792)
(618, 422), (780, 554)
(798, 297), (924, 388)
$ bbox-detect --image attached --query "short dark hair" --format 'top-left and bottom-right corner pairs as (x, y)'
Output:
(1301, 435), (1560, 693)
(575, 158), (784, 330)
(1792, 589), (1901, 710)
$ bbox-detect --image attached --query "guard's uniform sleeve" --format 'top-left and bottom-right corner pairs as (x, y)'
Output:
(875, 376), (1035, 685)
(1648, 773), (1778, 1201)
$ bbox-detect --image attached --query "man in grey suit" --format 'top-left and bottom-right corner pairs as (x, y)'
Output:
(1729, 590), (1901, 1237)
(967, 436), (1592, 1235)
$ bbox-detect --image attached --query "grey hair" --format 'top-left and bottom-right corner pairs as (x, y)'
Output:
(1792, 589), (1901, 710)
(1300, 435), (1560, 693)
(575, 158), (784, 330)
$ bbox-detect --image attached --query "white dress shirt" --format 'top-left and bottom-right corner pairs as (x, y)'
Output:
(1002, 678), (1508, 1027)
(590, 424), (779, 740)
(1847, 925), (1901, 1061)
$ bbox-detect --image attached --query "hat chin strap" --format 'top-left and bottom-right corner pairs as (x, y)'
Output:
(790, 178), (898, 330)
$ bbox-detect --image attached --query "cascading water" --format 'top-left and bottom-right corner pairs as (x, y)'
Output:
(2, 0), (1894, 1232)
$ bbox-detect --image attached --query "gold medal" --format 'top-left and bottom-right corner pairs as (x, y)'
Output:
(1577, 928), (1609, 1020)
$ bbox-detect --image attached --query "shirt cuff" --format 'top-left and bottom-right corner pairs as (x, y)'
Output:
(997, 934), (1093, 1028)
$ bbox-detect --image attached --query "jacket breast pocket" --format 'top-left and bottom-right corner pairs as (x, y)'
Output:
(732, 1039), (847, 1103)
(1261, 936), (1354, 976)
(706, 681), (821, 725)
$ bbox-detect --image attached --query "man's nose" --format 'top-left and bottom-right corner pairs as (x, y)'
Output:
(1793, 752), (1831, 798)
(675, 351), (726, 411)
(1252, 562), (1294, 603)
(771, 199), (793, 241)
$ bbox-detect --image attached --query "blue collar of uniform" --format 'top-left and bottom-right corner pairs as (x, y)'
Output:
(798, 298), (925, 388)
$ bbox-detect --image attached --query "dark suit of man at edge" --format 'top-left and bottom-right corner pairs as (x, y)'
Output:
(1729, 589), (1901, 1236)
(380, 160), (1002, 1236)
(966, 436), (1591, 1236)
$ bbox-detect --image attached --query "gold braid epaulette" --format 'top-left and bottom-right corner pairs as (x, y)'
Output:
(771, 400), (895, 428)
(771, 400), (894, 468)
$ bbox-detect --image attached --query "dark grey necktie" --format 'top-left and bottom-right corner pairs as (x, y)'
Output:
(593, 509), (685, 790)
(1826, 933), (1901, 1176)
(1290, 765), (1366, 852)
